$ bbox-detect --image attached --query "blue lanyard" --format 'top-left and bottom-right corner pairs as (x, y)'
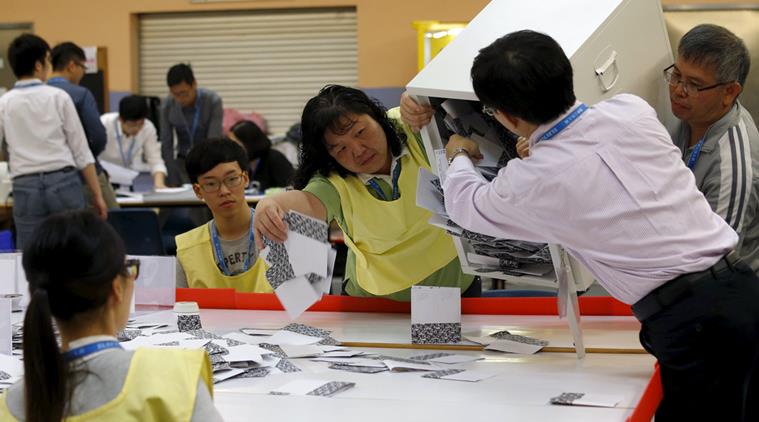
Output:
(210, 208), (255, 276)
(63, 340), (122, 361)
(537, 104), (588, 142)
(687, 137), (706, 170)
(114, 119), (136, 167)
(367, 158), (402, 201)
(185, 90), (203, 141)
(14, 82), (43, 89)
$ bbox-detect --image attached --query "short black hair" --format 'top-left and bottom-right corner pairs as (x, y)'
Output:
(678, 24), (751, 87)
(167, 63), (195, 87)
(118, 95), (148, 121)
(294, 85), (405, 189)
(51, 42), (85, 71)
(231, 120), (271, 161)
(185, 138), (249, 184)
(7, 33), (50, 78)
(471, 30), (576, 125)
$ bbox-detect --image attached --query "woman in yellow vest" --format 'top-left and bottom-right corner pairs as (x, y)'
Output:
(254, 85), (476, 301)
(0, 211), (222, 422)
(175, 139), (272, 293)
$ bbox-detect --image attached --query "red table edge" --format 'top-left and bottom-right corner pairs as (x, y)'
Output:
(176, 288), (635, 316)
(174, 288), (660, 420)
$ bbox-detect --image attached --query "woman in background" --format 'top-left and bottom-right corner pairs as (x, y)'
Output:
(230, 120), (294, 191)
(0, 210), (222, 421)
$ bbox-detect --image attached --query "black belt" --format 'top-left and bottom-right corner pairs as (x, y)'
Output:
(13, 166), (76, 180)
(632, 251), (741, 322)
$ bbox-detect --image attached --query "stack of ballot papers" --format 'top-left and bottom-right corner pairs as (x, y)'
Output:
(261, 211), (337, 319)
(416, 98), (559, 279)
(417, 167), (553, 278)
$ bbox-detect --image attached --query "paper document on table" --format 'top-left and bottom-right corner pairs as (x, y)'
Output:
(0, 353), (23, 386)
(411, 286), (461, 344)
(267, 328), (324, 346)
(550, 392), (622, 407)
(423, 369), (496, 382)
(100, 160), (139, 186)
(270, 379), (356, 397)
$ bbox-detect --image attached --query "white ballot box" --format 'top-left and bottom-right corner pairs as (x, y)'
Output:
(406, 0), (674, 292)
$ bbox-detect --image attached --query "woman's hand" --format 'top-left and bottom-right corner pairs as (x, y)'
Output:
(400, 92), (434, 132)
(253, 197), (289, 250)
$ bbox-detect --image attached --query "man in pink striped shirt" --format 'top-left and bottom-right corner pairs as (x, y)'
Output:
(404, 30), (759, 421)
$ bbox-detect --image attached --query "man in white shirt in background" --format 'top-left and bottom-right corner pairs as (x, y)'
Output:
(0, 34), (106, 249)
(100, 95), (167, 189)
(403, 30), (759, 422)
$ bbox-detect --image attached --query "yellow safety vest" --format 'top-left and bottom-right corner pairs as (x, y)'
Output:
(176, 224), (272, 293)
(0, 348), (213, 422)
(327, 122), (458, 296)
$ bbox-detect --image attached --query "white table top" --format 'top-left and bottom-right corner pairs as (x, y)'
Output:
(133, 308), (654, 422)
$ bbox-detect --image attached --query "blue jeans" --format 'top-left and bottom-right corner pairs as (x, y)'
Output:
(12, 167), (85, 250)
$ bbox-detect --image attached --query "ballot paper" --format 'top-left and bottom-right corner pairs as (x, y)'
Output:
(410, 352), (483, 365)
(416, 168), (447, 216)
(411, 286), (461, 344)
(262, 211), (335, 320)
(100, 160), (139, 186)
(270, 379), (356, 397)
(423, 369), (496, 382)
(549, 392), (622, 408)
(484, 339), (545, 355)
(0, 353), (23, 388)
(0, 298), (10, 355)
(382, 357), (442, 372)
(129, 255), (176, 306)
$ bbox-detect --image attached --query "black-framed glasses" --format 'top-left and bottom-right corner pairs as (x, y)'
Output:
(663, 64), (733, 97)
(124, 259), (140, 280)
(482, 105), (497, 117)
(197, 173), (245, 193)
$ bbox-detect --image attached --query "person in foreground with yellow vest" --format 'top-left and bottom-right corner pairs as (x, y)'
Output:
(254, 85), (476, 301)
(0, 210), (222, 421)
(176, 138), (272, 293)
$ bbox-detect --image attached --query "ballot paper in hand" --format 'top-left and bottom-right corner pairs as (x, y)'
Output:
(411, 286), (462, 344)
(100, 160), (139, 186)
(262, 211), (336, 319)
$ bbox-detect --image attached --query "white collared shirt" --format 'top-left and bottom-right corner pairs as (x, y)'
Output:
(443, 94), (737, 304)
(0, 79), (94, 178)
(99, 112), (167, 175)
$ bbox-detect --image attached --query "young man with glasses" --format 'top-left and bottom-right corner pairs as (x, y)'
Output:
(48, 42), (119, 210)
(174, 138), (271, 292)
(666, 24), (759, 272)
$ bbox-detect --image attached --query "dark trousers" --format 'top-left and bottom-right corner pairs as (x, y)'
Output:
(12, 167), (85, 250)
(638, 261), (759, 421)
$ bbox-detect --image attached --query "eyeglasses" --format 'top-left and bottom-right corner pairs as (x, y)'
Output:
(75, 61), (87, 70)
(663, 64), (733, 98)
(482, 105), (497, 117)
(124, 259), (140, 280)
(197, 173), (245, 193)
